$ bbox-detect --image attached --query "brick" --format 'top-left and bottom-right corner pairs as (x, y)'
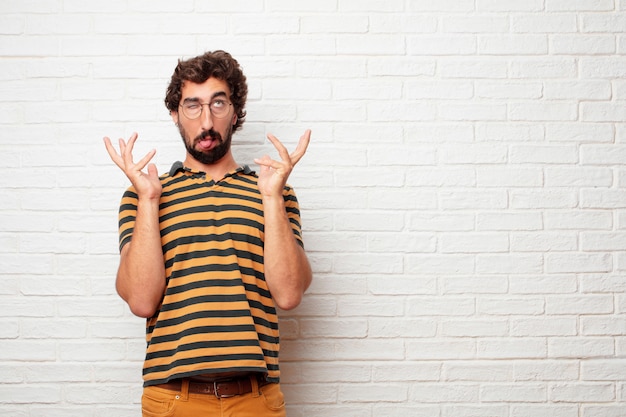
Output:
(476, 253), (543, 274)
(335, 79), (402, 100)
(480, 383), (546, 402)
(550, 383), (615, 402)
(583, 406), (626, 417)
(512, 14), (578, 33)
(405, 80), (473, 99)
(546, 122), (614, 143)
(551, 35), (616, 55)
(300, 318), (368, 338)
(337, 296), (404, 317)
(406, 167), (476, 187)
(368, 57), (436, 76)
(511, 317), (578, 336)
(410, 383), (479, 403)
(549, 337), (615, 358)
(407, 339), (477, 360)
(581, 317), (626, 336)
(441, 144), (508, 164)
(407, 297), (476, 316)
(410, 213), (475, 232)
(440, 233), (509, 253)
(408, 0), (475, 12)
(510, 232), (578, 252)
(0, 385), (61, 404)
(341, 383), (410, 403)
(443, 15), (509, 33)
(440, 103), (508, 121)
(370, 14), (438, 33)
(581, 232), (626, 251)
(477, 339), (547, 359)
(580, 274), (626, 293)
(369, 318), (437, 338)
(582, 359), (626, 381)
(441, 319), (508, 337)
(510, 58), (578, 78)
(368, 233), (437, 254)
(546, 253), (612, 273)
(582, 14), (626, 32)
(581, 102), (626, 122)
(444, 361), (513, 382)
(545, 167), (613, 187)
(408, 35), (477, 55)
(546, 0), (615, 11)
(476, 212), (543, 231)
(442, 276), (508, 295)
(544, 80), (612, 100)
(476, 81), (543, 99)
(440, 58), (508, 79)
(478, 297), (545, 315)
(514, 360), (579, 381)
(509, 102), (578, 122)
(546, 295), (614, 314)
(406, 254), (475, 274)
(368, 189), (438, 210)
(266, 0), (336, 12)
(510, 189), (578, 209)
(511, 405), (580, 417)
(374, 362), (440, 382)
(480, 35), (548, 55)
(476, 167), (543, 187)
(580, 57), (626, 78)
(544, 211), (613, 230)
(581, 189), (626, 209)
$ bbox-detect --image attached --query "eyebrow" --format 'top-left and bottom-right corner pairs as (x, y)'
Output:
(182, 91), (228, 103)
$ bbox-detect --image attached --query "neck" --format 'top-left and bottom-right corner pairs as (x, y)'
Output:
(184, 151), (239, 181)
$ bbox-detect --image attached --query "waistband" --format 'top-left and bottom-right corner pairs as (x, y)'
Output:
(152, 374), (270, 398)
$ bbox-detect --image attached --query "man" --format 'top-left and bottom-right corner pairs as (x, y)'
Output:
(103, 50), (312, 417)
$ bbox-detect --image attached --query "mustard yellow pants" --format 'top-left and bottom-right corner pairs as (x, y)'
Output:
(141, 379), (286, 417)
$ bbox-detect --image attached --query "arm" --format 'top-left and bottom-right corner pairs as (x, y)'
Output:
(255, 130), (312, 311)
(104, 133), (166, 318)
(262, 194), (312, 310)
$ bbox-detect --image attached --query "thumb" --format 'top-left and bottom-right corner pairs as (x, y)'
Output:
(147, 163), (159, 179)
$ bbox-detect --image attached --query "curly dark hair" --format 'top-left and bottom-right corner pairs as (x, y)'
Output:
(164, 50), (248, 132)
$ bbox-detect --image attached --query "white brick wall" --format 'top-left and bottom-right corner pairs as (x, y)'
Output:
(1, 1), (625, 416)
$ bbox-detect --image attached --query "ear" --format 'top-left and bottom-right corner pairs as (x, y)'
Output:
(170, 110), (180, 126)
(232, 114), (238, 126)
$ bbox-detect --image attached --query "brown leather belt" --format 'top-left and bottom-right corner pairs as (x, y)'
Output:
(154, 375), (268, 398)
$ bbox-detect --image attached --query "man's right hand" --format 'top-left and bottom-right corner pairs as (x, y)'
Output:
(103, 132), (162, 199)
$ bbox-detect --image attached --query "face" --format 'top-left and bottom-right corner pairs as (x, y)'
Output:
(171, 77), (237, 165)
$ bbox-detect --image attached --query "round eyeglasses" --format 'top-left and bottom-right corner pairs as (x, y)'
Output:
(179, 98), (232, 120)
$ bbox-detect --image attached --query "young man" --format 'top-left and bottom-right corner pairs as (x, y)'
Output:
(103, 50), (312, 417)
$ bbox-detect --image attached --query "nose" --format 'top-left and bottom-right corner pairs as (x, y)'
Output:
(200, 104), (213, 130)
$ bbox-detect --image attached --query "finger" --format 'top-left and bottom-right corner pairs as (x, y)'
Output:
(121, 132), (139, 166)
(134, 149), (157, 172)
(266, 133), (291, 163)
(289, 129), (311, 165)
(254, 154), (276, 169)
(103, 137), (125, 169)
(147, 163), (160, 179)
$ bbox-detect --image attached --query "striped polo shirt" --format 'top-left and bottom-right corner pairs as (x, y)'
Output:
(118, 162), (304, 387)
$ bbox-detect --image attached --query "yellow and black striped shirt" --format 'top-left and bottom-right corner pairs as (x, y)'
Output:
(118, 162), (303, 387)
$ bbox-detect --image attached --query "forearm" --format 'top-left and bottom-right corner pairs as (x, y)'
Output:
(262, 196), (312, 311)
(116, 198), (166, 317)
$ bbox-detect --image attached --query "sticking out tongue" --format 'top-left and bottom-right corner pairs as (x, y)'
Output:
(197, 134), (219, 151)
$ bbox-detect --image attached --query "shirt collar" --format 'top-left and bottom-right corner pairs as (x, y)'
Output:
(168, 161), (254, 177)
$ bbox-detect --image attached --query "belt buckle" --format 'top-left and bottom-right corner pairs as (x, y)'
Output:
(213, 380), (236, 399)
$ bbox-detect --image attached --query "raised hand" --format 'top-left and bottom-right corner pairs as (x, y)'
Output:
(254, 130), (311, 198)
(103, 132), (162, 200)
